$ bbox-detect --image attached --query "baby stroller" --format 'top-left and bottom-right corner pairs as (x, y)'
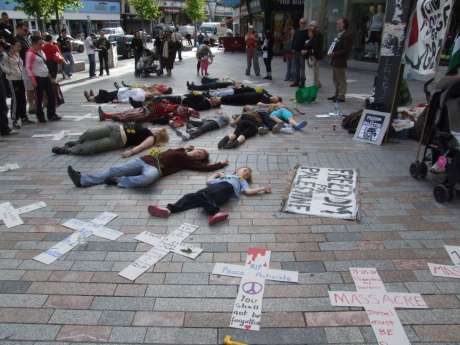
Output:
(136, 47), (162, 77)
(409, 77), (460, 203)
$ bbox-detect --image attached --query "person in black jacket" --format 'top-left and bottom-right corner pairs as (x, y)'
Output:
(301, 21), (323, 88)
(131, 31), (143, 77)
(0, 12), (14, 44)
(262, 31), (274, 80)
(291, 18), (309, 87)
(96, 31), (110, 76)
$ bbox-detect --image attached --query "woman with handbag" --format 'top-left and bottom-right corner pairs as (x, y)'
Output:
(42, 34), (65, 108)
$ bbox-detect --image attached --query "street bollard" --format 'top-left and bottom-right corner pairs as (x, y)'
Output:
(223, 335), (248, 345)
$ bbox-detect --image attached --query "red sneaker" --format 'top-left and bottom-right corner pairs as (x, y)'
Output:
(147, 205), (171, 218)
(208, 212), (229, 225)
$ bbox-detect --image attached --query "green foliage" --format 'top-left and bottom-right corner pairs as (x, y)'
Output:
(184, 0), (206, 23)
(12, 0), (81, 21)
(129, 0), (161, 21)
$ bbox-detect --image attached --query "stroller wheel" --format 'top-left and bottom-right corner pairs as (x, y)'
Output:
(410, 161), (428, 179)
(433, 184), (453, 203)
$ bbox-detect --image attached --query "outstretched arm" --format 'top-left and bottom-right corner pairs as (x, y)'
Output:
(122, 136), (155, 158)
(243, 185), (272, 196)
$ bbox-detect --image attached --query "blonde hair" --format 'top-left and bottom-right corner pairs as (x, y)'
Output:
(236, 167), (253, 184)
(155, 128), (169, 145)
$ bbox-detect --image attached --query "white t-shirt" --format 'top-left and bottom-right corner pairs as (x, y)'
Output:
(117, 87), (146, 103)
(84, 36), (95, 55)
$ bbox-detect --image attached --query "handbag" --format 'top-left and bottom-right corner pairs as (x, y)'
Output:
(295, 85), (318, 104)
(54, 82), (65, 107)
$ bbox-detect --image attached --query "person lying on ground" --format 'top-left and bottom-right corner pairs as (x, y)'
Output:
(67, 146), (229, 189)
(186, 77), (234, 90)
(177, 91), (281, 108)
(147, 167), (272, 226)
(173, 115), (230, 141)
(205, 85), (270, 98)
(129, 93), (222, 112)
(83, 84), (172, 104)
(51, 124), (169, 156)
(217, 111), (268, 149)
(269, 107), (307, 132)
(98, 99), (199, 128)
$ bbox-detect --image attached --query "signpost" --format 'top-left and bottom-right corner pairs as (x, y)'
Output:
(212, 248), (298, 331)
(119, 223), (202, 281)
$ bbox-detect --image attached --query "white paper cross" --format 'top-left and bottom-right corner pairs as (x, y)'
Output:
(212, 248), (298, 331)
(119, 223), (202, 281)
(428, 245), (460, 279)
(64, 113), (99, 121)
(32, 130), (83, 141)
(0, 202), (47, 229)
(329, 268), (428, 345)
(0, 163), (20, 173)
(34, 212), (121, 264)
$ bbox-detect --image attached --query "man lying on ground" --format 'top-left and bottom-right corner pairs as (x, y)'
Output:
(83, 83), (172, 104)
(67, 146), (229, 189)
(98, 99), (199, 128)
(51, 124), (168, 156)
(186, 77), (234, 90)
(129, 93), (221, 111)
(147, 167), (271, 226)
(173, 115), (230, 141)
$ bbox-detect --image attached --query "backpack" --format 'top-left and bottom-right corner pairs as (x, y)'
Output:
(342, 109), (363, 133)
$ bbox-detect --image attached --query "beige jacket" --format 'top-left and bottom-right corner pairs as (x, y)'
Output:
(0, 53), (24, 81)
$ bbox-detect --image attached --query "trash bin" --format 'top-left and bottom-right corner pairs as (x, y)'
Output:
(108, 42), (118, 69)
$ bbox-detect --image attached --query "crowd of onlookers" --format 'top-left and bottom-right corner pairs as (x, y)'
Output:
(243, 17), (353, 103)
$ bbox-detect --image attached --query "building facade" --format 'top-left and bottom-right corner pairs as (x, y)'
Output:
(0, 0), (121, 36)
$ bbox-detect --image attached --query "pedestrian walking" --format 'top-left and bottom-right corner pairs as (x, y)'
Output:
(0, 12), (14, 44)
(301, 21), (323, 88)
(262, 31), (273, 80)
(57, 28), (74, 79)
(291, 18), (309, 87)
(197, 32), (204, 47)
(171, 28), (183, 61)
(85, 33), (96, 78)
(283, 27), (295, 81)
(328, 17), (353, 102)
(131, 31), (143, 77)
(185, 33), (193, 47)
(96, 31), (110, 76)
(15, 22), (36, 115)
(25, 36), (61, 122)
(1, 38), (31, 129)
(245, 26), (260, 76)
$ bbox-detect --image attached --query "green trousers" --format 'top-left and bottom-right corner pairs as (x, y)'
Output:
(70, 124), (124, 155)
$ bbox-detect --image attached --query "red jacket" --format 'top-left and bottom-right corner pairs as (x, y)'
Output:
(42, 43), (64, 64)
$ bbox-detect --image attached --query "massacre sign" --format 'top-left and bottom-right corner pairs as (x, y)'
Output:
(282, 166), (358, 220)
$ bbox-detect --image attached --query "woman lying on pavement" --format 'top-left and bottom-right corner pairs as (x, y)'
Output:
(129, 93), (222, 112)
(83, 83), (172, 104)
(98, 99), (200, 128)
(67, 146), (229, 189)
(147, 167), (272, 226)
(186, 77), (234, 91)
(257, 103), (307, 132)
(173, 115), (230, 141)
(51, 124), (169, 156)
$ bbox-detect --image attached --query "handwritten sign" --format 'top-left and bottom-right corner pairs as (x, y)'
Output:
(0, 201), (47, 229)
(119, 223), (202, 281)
(34, 212), (120, 264)
(213, 248), (298, 331)
(354, 109), (391, 146)
(428, 245), (460, 279)
(366, 306), (412, 345)
(282, 166), (358, 220)
(329, 290), (428, 309)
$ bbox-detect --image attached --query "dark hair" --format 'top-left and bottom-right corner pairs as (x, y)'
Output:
(61, 28), (67, 33)
(165, 87), (173, 95)
(1, 12), (7, 16)
(277, 96), (283, 103)
(31, 35), (43, 44)
(0, 39), (9, 50)
(340, 17), (349, 30)
(44, 34), (52, 42)
(203, 39), (210, 45)
(16, 22), (27, 30)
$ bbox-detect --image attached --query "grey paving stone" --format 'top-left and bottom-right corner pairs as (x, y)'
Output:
(218, 328), (326, 344)
(91, 297), (156, 311)
(0, 324), (60, 340)
(0, 280), (31, 293)
(326, 327), (365, 343)
(49, 310), (102, 325)
(164, 273), (209, 285)
(0, 294), (47, 307)
(281, 261), (326, 273)
(145, 285), (237, 298)
(98, 311), (135, 326)
(144, 327), (217, 344)
(109, 326), (146, 343)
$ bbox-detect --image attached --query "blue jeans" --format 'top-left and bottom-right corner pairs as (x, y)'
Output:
(80, 158), (161, 188)
(285, 59), (294, 81)
(88, 54), (96, 77)
(63, 52), (74, 77)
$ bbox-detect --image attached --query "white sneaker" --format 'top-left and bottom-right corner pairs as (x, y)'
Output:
(280, 126), (295, 134)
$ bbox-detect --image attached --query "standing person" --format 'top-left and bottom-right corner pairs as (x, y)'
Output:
(0, 12), (14, 44)
(301, 21), (323, 88)
(43, 34), (64, 80)
(291, 18), (309, 87)
(1, 39), (28, 129)
(57, 29), (74, 79)
(197, 40), (213, 76)
(15, 22), (36, 116)
(131, 31), (143, 77)
(171, 28), (183, 61)
(197, 32), (204, 47)
(96, 31), (110, 76)
(161, 31), (176, 77)
(0, 40), (14, 136)
(26, 36), (61, 122)
(85, 33), (96, 78)
(244, 26), (260, 76)
(328, 17), (353, 102)
(262, 31), (273, 80)
(283, 26), (295, 81)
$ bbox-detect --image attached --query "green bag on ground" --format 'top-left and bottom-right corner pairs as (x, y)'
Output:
(296, 85), (318, 103)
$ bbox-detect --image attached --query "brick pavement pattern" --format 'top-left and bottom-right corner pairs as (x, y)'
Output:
(0, 51), (459, 345)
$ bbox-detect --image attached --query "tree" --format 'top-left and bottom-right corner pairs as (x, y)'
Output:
(129, 0), (160, 32)
(184, 0), (206, 44)
(51, 0), (82, 33)
(13, 0), (53, 31)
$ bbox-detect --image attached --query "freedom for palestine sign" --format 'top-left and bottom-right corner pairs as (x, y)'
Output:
(282, 166), (358, 220)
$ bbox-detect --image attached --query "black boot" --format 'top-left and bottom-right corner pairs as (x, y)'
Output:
(67, 166), (82, 187)
(217, 136), (230, 149)
(52, 146), (70, 154)
(224, 140), (240, 149)
(129, 97), (144, 108)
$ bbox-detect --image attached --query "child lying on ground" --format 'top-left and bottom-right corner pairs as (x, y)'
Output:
(148, 167), (271, 225)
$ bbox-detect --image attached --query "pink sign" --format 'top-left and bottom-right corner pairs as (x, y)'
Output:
(329, 291), (428, 309)
(428, 263), (460, 279)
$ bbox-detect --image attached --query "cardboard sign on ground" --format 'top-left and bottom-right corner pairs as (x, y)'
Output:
(282, 166), (358, 220)
(428, 245), (460, 279)
(0, 163), (20, 172)
(34, 212), (120, 264)
(119, 223), (202, 281)
(212, 248), (298, 331)
(354, 109), (391, 145)
(0, 201), (47, 229)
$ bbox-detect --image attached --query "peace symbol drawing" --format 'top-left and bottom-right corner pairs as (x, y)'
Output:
(242, 281), (263, 295)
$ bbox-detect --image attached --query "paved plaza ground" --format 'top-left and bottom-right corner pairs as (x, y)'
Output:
(0, 49), (460, 345)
